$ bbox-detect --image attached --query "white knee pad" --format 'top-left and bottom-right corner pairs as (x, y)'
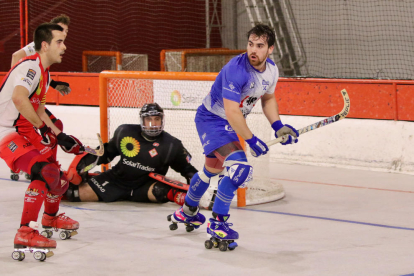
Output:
(225, 162), (253, 188)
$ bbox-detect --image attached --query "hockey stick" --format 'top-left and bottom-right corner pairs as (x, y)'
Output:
(149, 173), (189, 191)
(83, 133), (104, 156)
(266, 89), (350, 147)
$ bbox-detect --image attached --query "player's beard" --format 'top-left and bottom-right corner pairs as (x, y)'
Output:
(248, 53), (267, 68)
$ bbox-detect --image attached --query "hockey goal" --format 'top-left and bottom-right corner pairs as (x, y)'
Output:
(83, 51), (148, 72)
(161, 48), (245, 72)
(99, 71), (285, 207)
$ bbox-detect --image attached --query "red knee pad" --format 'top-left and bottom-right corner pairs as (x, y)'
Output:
(32, 162), (67, 196)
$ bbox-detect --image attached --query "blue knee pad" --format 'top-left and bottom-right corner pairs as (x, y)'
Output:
(223, 151), (253, 188)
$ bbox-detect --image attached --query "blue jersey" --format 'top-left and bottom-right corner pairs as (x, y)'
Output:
(202, 53), (278, 119)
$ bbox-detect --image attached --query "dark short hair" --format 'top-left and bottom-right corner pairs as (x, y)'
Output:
(247, 24), (275, 47)
(34, 23), (64, 51)
(50, 14), (70, 26)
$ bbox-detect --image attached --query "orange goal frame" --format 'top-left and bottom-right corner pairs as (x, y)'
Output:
(99, 70), (248, 207)
(160, 48), (229, 71)
(181, 50), (246, 72)
(82, 51), (122, 72)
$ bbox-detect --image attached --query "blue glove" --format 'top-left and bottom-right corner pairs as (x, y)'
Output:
(271, 120), (299, 145)
(245, 135), (269, 157)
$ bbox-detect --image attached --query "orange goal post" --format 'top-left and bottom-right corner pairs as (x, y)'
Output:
(99, 71), (285, 207)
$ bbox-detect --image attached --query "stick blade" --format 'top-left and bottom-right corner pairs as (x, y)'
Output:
(84, 133), (104, 156)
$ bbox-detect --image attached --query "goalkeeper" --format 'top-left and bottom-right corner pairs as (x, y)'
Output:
(64, 103), (197, 206)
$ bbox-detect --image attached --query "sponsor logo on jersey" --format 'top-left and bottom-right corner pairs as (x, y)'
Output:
(7, 141), (17, 152)
(149, 148), (158, 157)
(250, 82), (255, 89)
(186, 155), (191, 163)
(120, 136), (140, 157)
(229, 82), (235, 90)
(225, 125), (234, 132)
(153, 142), (159, 147)
(30, 97), (41, 105)
(122, 158), (155, 171)
(171, 90), (182, 106)
(21, 77), (33, 86)
(25, 188), (39, 196)
(26, 69), (36, 80)
(91, 178), (106, 192)
(23, 142), (32, 148)
(201, 132), (207, 141)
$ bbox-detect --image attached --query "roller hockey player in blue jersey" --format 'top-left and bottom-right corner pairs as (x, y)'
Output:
(167, 24), (299, 251)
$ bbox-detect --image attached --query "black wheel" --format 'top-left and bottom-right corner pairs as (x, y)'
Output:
(11, 174), (19, 181)
(205, 240), (213, 249)
(167, 214), (172, 221)
(12, 251), (24, 261)
(169, 223), (178, 231)
(219, 241), (228, 252)
(33, 251), (45, 261)
(25, 173), (31, 180)
(185, 225), (194, 232)
(59, 231), (69, 240)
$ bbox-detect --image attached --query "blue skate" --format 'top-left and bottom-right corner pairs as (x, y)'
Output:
(167, 206), (206, 232)
(205, 214), (238, 251)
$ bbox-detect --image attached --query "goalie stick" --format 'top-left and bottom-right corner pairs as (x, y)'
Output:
(83, 133), (104, 156)
(266, 89), (350, 147)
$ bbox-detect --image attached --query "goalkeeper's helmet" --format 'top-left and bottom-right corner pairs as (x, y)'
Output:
(140, 103), (165, 138)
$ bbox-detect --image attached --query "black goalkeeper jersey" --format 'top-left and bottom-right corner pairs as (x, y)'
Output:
(97, 124), (197, 188)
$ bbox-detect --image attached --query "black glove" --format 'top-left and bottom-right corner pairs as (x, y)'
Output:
(38, 122), (57, 148)
(57, 132), (84, 155)
(50, 79), (71, 95)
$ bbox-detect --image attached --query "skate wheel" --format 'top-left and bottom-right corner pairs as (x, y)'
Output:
(167, 214), (172, 222)
(12, 251), (25, 261)
(11, 174), (19, 181)
(59, 231), (69, 240)
(33, 251), (46, 261)
(169, 223), (178, 231)
(41, 230), (53, 239)
(212, 238), (219, 248)
(185, 225), (194, 232)
(218, 241), (228, 252)
(25, 173), (31, 180)
(204, 240), (213, 249)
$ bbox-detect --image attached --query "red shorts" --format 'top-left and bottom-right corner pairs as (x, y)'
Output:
(17, 127), (54, 159)
(0, 131), (51, 172)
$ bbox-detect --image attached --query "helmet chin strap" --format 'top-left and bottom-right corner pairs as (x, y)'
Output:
(141, 131), (158, 142)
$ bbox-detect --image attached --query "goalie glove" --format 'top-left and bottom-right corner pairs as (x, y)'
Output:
(38, 122), (57, 148)
(50, 79), (71, 96)
(245, 135), (269, 157)
(271, 120), (299, 145)
(57, 132), (85, 155)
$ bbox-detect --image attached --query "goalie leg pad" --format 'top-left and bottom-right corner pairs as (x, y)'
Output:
(151, 182), (172, 203)
(31, 162), (67, 195)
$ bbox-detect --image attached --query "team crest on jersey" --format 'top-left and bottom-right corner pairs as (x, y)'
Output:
(26, 69), (36, 80)
(262, 79), (269, 91)
(153, 142), (159, 147)
(120, 136), (140, 157)
(250, 82), (255, 89)
(7, 141), (18, 152)
(149, 148), (158, 157)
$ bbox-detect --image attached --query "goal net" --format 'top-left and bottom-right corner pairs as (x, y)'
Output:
(83, 51), (148, 73)
(99, 71), (284, 207)
(161, 48), (245, 73)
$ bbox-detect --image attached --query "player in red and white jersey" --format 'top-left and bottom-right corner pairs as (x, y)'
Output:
(0, 23), (84, 257)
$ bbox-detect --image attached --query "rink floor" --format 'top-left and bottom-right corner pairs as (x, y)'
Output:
(1, 162), (414, 276)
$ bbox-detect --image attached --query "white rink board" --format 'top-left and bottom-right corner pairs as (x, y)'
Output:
(45, 105), (414, 175)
